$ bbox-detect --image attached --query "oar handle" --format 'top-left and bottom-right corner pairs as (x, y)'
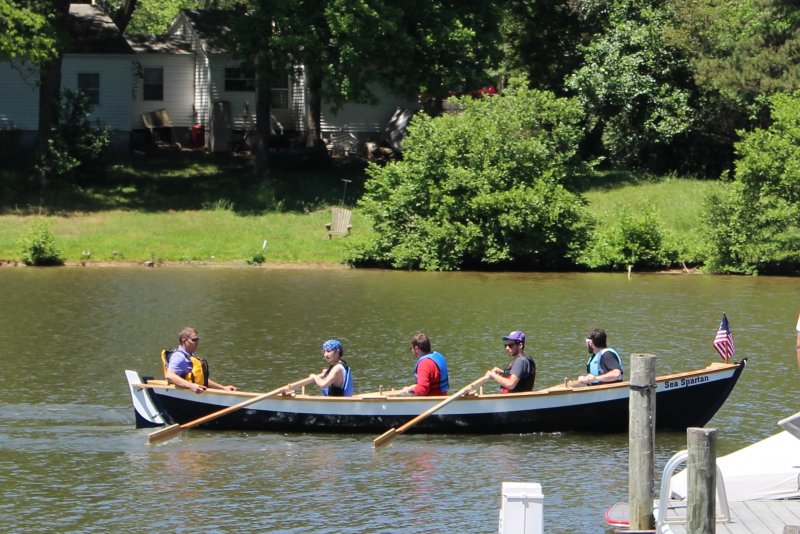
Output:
(373, 373), (492, 448)
(395, 375), (491, 434)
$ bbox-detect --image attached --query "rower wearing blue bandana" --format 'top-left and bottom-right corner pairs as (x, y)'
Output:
(309, 339), (354, 397)
(576, 328), (623, 386)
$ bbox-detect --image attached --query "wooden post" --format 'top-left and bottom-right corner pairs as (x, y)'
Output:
(687, 427), (717, 533)
(629, 353), (657, 531)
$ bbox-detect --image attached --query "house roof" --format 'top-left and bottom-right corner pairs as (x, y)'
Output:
(66, 3), (133, 54)
(177, 9), (237, 54)
(127, 35), (194, 54)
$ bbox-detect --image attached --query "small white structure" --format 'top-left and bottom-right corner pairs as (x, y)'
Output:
(498, 482), (544, 534)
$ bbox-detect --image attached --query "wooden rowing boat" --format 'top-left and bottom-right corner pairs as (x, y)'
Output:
(125, 360), (745, 435)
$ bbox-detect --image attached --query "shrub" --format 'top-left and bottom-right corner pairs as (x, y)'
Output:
(702, 92), (800, 273)
(580, 208), (673, 270)
(349, 78), (593, 271)
(35, 90), (110, 184)
(19, 219), (63, 266)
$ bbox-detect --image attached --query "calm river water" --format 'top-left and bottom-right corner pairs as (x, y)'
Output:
(1, 267), (798, 533)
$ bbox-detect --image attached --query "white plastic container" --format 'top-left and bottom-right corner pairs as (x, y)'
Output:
(498, 482), (544, 534)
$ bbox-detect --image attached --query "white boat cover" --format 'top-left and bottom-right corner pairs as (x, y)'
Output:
(670, 428), (800, 501)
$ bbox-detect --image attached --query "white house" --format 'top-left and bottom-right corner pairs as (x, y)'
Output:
(162, 8), (417, 152)
(0, 3), (417, 153)
(0, 3), (134, 150)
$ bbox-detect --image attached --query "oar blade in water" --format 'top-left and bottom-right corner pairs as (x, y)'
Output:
(147, 423), (182, 444)
(373, 427), (397, 448)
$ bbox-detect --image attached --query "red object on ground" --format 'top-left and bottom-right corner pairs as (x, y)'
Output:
(191, 124), (205, 147)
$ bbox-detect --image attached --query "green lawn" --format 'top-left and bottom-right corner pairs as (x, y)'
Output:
(0, 209), (373, 264)
(0, 151), (719, 266)
(583, 175), (722, 235)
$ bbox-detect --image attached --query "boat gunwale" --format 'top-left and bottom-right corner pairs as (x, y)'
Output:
(131, 360), (742, 403)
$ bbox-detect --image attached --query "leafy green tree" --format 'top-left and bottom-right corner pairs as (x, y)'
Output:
(566, 0), (696, 171)
(0, 0), (57, 62)
(666, 0), (800, 121)
(350, 79), (593, 271)
(391, 0), (504, 116)
(662, 0), (800, 173)
(1, 0), (70, 181)
(702, 91), (800, 273)
(498, 0), (607, 95)
(271, 0), (404, 147)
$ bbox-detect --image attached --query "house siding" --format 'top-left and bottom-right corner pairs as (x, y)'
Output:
(62, 54), (133, 132)
(320, 83), (418, 137)
(0, 60), (40, 132)
(131, 54), (196, 128)
(1, 55), (134, 150)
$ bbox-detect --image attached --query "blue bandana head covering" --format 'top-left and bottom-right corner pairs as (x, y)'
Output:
(322, 339), (343, 355)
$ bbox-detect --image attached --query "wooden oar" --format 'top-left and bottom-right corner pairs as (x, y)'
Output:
(147, 377), (314, 444)
(373, 373), (492, 448)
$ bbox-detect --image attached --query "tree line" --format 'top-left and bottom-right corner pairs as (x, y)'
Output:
(2, 0), (799, 273)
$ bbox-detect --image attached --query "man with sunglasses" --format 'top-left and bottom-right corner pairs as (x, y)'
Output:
(575, 328), (622, 386)
(486, 330), (536, 393)
(164, 326), (237, 393)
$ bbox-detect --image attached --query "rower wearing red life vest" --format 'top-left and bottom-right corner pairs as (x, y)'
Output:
(400, 332), (450, 396)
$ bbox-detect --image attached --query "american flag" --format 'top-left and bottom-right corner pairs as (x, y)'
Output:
(713, 313), (735, 362)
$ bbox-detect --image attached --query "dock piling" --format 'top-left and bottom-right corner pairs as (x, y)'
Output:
(687, 427), (717, 533)
(629, 353), (657, 531)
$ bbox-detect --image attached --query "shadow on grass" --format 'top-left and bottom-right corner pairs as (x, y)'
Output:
(0, 148), (370, 215)
(570, 169), (662, 194)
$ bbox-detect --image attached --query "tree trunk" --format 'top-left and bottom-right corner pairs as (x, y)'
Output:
(304, 66), (323, 148)
(112, 0), (138, 34)
(253, 58), (272, 177)
(33, 0), (70, 183)
(33, 55), (62, 183)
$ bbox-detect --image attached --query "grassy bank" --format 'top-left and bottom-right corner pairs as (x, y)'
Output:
(0, 209), (373, 264)
(0, 151), (716, 266)
(583, 174), (723, 262)
(0, 149), (372, 265)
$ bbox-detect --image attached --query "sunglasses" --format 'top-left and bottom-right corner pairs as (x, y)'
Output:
(504, 342), (518, 348)
(189, 337), (200, 342)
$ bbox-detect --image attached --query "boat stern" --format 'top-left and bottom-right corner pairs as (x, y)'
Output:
(125, 370), (166, 428)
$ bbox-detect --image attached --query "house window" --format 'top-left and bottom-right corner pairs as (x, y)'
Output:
(77, 73), (100, 106)
(225, 66), (255, 92)
(224, 65), (290, 108)
(272, 71), (289, 109)
(143, 67), (164, 101)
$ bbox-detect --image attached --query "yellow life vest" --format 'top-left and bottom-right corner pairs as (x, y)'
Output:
(161, 349), (209, 387)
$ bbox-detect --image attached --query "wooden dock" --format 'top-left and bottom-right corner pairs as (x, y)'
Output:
(661, 499), (800, 533)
